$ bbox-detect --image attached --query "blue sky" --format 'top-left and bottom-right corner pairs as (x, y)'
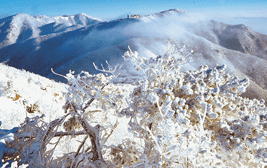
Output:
(0, 0), (267, 20)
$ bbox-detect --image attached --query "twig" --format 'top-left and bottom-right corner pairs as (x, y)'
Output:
(103, 121), (119, 145)
(77, 115), (105, 163)
(82, 83), (108, 112)
(41, 114), (70, 155)
(75, 135), (89, 157)
(194, 102), (207, 168)
(48, 136), (63, 167)
(75, 157), (85, 168)
(85, 146), (91, 153)
(55, 131), (86, 137)
(41, 119), (61, 153)
(51, 68), (68, 79)
(16, 131), (87, 140)
(187, 134), (188, 168)
(146, 127), (162, 155)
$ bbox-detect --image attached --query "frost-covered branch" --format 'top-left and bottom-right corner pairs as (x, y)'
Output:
(2, 41), (267, 168)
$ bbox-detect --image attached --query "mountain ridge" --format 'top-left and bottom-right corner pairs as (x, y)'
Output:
(0, 13), (102, 49)
(0, 10), (267, 102)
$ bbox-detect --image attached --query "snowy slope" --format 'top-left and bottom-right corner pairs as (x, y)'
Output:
(0, 13), (102, 48)
(0, 63), (134, 167)
(0, 63), (66, 166)
(0, 63), (67, 129)
(0, 9), (267, 103)
(187, 20), (267, 60)
(216, 17), (267, 35)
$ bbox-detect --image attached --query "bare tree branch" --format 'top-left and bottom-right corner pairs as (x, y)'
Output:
(75, 135), (89, 157)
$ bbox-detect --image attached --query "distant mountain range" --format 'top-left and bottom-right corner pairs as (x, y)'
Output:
(0, 9), (267, 102)
(217, 17), (267, 35)
(0, 13), (102, 48)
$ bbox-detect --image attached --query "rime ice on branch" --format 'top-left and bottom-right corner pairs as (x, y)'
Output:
(1, 42), (267, 168)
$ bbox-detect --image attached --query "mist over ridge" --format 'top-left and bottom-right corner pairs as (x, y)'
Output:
(0, 9), (267, 102)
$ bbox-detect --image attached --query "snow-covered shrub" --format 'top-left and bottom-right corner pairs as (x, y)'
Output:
(1, 42), (267, 167)
(1, 65), (127, 167)
(116, 45), (267, 167)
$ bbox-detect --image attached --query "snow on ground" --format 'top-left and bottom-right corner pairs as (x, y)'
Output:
(0, 63), (135, 167)
(0, 63), (67, 166)
(0, 63), (67, 129)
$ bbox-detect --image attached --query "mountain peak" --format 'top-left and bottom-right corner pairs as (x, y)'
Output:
(158, 8), (186, 15)
(165, 9), (185, 13)
(78, 13), (87, 16)
(147, 8), (186, 18)
(13, 13), (33, 19)
(73, 13), (102, 25)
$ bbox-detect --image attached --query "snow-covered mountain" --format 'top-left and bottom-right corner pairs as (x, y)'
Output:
(0, 13), (102, 48)
(149, 8), (186, 17)
(1, 9), (267, 167)
(188, 20), (267, 59)
(216, 17), (267, 35)
(0, 9), (267, 102)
